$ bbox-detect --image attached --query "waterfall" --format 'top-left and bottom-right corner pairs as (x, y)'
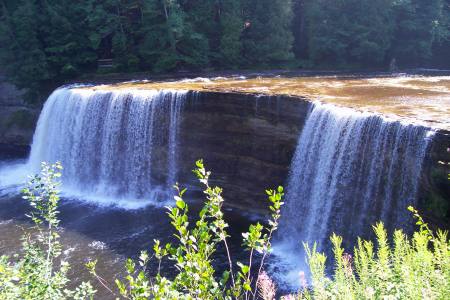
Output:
(166, 91), (185, 188)
(27, 88), (187, 208)
(272, 102), (433, 288)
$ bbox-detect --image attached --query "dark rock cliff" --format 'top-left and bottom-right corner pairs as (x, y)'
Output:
(421, 130), (450, 228)
(0, 73), (38, 149)
(178, 92), (310, 213)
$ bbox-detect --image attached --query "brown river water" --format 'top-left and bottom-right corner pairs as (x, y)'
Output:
(85, 74), (450, 130)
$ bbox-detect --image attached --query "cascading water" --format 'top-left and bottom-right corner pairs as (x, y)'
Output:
(166, 91), (185, 188)
(26, 87), (187, 208)
(272, 102), (433, 288)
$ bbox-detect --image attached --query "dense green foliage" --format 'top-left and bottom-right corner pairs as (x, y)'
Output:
(289, 208), (450, 299)
(1, 0), (449, 101)
(304, 0), (395, 67)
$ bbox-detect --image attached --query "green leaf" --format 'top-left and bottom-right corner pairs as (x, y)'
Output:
(175, 197), (186, 209)
(237, 262), (249, 275)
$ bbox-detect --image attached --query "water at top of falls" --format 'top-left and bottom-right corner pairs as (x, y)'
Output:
(1, 87), (188, 209)
(270, 101), (434, 289)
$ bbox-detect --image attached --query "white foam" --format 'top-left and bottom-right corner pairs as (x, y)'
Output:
(0, 161), (29, 187)
(179, 77), (212, 83)
(59, 185), (174, 210)
(89, 241), (108, 250)
(268, 241), (310, 291)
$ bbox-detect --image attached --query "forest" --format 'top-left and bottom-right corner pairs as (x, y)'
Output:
(0, 0), (450, 100)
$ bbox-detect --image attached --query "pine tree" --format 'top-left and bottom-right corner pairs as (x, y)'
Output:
(430, 0), (450, 67)
(139, 0), (208, 72)
(182, 0), (218, 65)
(305, 0), (394, 67)
(349, 0), (394, 65)
(41, 0), (97, 77)
(292, 0), (308, 59)
(0, 0), (97, 101)
(391, 0), (445, 66)
(0, 0), (50, 101)
(219, 0), (244, 67)
(242, 0), (294, 66)
(86, 0), (141, 71)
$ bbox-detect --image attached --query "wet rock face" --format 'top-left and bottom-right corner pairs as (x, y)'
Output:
(0, 107), (38, 146)
(0, 73), (24, 106)
(0, 73), (38, 146)
(420, 130), (450, 227)
(177, 92), (310, 212)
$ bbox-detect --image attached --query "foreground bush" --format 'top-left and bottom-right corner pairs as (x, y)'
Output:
(89, 159), (284, 299)
(0, 162), (95, 299)
(289, 209), (450, 300)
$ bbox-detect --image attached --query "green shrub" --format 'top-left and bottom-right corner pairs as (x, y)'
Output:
(89, 159), (284, 299)
(0, 162), (95, 299)
(290, 207), (450, 300)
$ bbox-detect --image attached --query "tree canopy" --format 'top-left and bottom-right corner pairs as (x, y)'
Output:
(0, 0), (449, 101)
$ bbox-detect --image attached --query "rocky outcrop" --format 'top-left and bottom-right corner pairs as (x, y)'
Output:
(177, 92), (310, 213)
(420, 130), (450, 227)
(0, 73), (38, 147)
(0, 73), (24, 106)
